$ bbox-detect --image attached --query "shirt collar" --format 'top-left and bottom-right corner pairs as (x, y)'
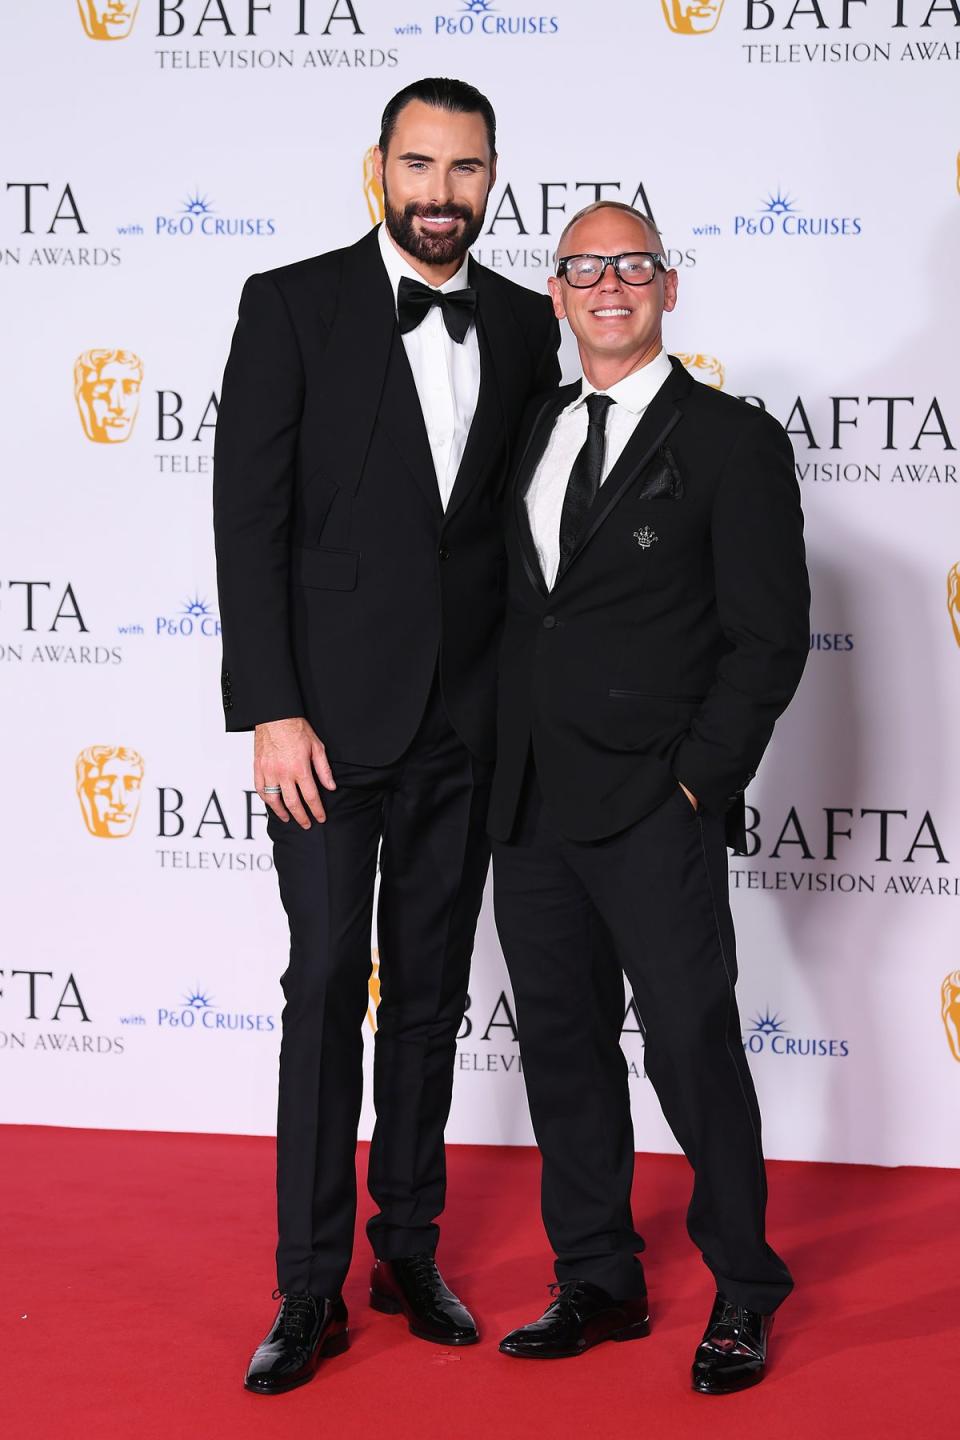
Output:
(377, 221), (471, 311)
(574, 349), (674, 415)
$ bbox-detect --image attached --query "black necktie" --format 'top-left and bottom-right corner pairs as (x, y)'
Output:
(396, 275), (477, 344)
(558, 392), (614, 571)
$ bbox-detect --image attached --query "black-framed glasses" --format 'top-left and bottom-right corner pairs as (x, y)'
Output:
(556, 251), (665, 288)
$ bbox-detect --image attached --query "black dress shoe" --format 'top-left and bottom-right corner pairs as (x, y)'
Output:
(244, 1292), (348, 1395)
(370, 1255), (479, 1345)
(499, 1281), (650, 1359)
(691, 1292), (773, 1395)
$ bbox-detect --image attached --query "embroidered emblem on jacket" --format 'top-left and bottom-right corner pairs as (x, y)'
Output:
(633, 526), (659, 550)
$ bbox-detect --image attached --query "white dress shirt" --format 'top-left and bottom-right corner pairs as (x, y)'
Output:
(378, 222), (481, 510)
(525, 349), (674, 591)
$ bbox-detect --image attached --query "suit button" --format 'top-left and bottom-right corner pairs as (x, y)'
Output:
(542, 615), (556, 629)
(439, 546), (450, 561)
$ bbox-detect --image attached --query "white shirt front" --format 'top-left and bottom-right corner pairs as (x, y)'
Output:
(377, 222), (481, 510)
(525, 349), (674, 590)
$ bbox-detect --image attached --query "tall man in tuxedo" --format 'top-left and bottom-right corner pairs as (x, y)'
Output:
(489, 201), (809, 1394)
(213, 77), (560, 1395)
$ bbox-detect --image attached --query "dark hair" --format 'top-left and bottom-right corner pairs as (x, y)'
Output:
(379, 77), (497, 158)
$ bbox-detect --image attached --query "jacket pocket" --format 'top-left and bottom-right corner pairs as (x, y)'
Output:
(608, 690), (704, 703)
(292, 545), (359, 592)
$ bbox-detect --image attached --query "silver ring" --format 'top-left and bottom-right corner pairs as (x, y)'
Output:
(262, 785), (282, 795)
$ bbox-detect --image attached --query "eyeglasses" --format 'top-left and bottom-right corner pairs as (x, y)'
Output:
(556, 251), (665, 288)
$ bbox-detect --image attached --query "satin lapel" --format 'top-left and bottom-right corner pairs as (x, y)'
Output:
(321, 226), (440, 520)
(558, 361), (693, 581)
(318, 227), (396, 495)
(443, 323), (498, 524)
(512, 387), (576, 598)
(445, 260), (524, 523)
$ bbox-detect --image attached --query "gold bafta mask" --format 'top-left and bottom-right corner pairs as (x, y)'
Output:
(76, 745), (145, 838)
(676, 353), (725, 390)
(74, 349), (144, 444)
(942, 971), (960, 1062)
(363, 145), (385, 227)
(76, 0), (141, 40)
(948, 563), (960, 648)
(366, 950), (382, 1032)
(661, 0), (725, 35)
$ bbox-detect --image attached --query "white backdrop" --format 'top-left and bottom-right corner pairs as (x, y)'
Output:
(2, 0), (958, 1167)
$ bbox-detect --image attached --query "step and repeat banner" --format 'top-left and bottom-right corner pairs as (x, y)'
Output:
(2, 1), (958, 1167)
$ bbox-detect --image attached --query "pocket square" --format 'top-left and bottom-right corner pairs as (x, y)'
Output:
(634, 444), (683, 501)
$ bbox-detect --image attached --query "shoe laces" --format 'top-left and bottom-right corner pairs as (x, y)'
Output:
(272, 1290), (319, 1340)
(403, 1254), (440, 1291)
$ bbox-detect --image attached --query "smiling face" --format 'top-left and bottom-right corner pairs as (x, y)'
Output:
(374, 99), (496, 277)
(548, 208), (678, 384)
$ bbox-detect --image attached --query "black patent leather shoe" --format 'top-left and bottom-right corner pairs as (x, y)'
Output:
(244, 1292), (348, 1395)
(499, 1281), (650, 1359)
(691, 1292), (773, 1395)
(370, 1255), (479, 1345)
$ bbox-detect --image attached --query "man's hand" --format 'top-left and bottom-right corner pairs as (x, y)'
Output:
(679, 781), (699, 813)
(254, 717), (336, 828)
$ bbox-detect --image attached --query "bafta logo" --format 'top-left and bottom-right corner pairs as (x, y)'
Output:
(76, 745), (145, 839)
(942, 971), (960, 1063)
(676, 353), (725, 390)
(74, 349), (143, 444)
(660, 0), (725, 35)
(363, 145), (385, 227)
(366, 950), (381, 1032)
(948, 563), (960, 648)
(76, 0), (141, 40)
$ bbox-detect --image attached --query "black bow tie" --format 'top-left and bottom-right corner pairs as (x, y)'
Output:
(397, 275), (477, 344)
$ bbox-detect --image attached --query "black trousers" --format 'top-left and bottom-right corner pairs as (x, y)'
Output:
(268, 681), (492, 1297)
(492, 767), (793, 1314)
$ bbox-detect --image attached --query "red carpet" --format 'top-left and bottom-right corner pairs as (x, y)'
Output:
(5, 1128), (956, 1439)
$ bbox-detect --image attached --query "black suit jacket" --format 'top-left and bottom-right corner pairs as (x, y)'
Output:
(488, 357), (810, 847)
(213, 226), (560, 764)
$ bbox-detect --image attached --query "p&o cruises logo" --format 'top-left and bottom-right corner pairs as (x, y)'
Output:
(156, 988), (276, 1033)
(743, 1007), (850, 1058)
(735, 189), (862, 238)
(433, 0), (560, 38)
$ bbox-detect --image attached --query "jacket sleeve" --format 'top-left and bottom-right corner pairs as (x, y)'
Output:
(672, 407), (810, 814)
(212, 272), (306, 731)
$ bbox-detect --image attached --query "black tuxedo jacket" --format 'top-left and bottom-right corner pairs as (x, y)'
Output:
(213, 226), (560, 764)
(488, 357), (810, 847)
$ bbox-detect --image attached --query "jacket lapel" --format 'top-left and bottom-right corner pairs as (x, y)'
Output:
(444, 258), (524, 524)
(557, 358), (693, 582)
(512, 385), (578, 598)
(318, 226), (440, 520)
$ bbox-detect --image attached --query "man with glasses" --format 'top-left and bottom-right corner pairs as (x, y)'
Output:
(489, 201), (809, 1393)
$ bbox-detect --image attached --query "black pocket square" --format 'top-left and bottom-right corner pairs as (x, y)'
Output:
(635, 444), (683, 501)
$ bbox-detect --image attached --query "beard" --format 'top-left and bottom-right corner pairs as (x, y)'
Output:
(383, 185), (485, 268)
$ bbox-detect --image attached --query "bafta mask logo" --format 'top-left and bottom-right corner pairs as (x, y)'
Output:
(363, 146), (385, 227)
(948, 563), (960, 648)
(74, 349), (143, 444)
(366, 950), (381, 1032)
(76, 745), (144, 839)
(660, 0), (725, 35)
(676, 353), (725, 390)
(942, 971), (960, 1063)
(76, 0), (141, 40)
